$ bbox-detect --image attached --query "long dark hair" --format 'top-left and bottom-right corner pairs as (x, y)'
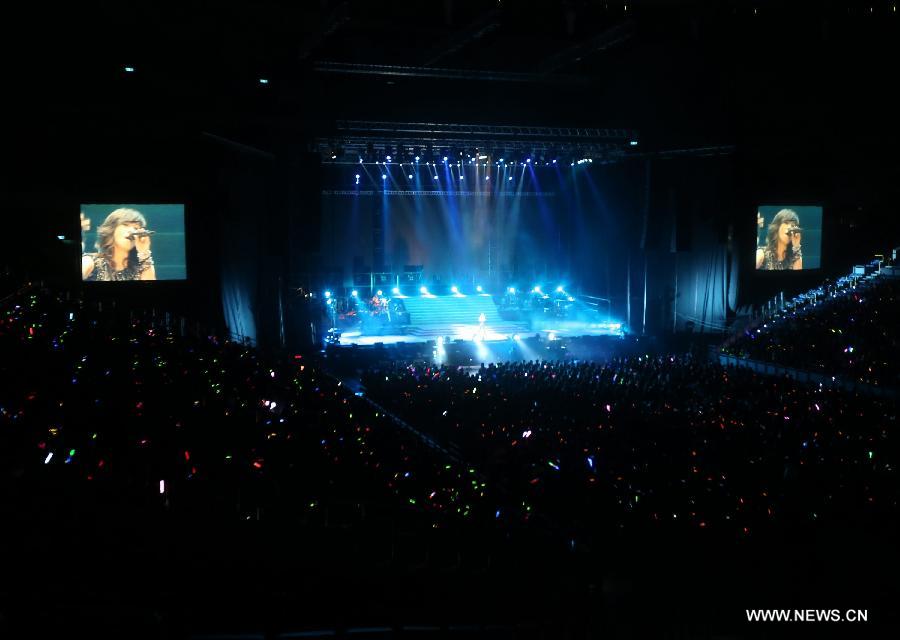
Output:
(765, 209), (800, 262)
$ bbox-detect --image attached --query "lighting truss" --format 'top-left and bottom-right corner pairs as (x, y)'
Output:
(317, 120), (637, 164)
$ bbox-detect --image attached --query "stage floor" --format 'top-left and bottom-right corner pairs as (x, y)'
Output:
(336, 320), (624, 346)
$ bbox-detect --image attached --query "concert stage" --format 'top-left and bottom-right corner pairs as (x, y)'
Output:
(332, 292), (624, 347)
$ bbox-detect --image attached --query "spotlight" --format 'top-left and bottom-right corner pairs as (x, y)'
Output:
(420, 286), (428, 294)
(258, 78), (269, 84)
(508, 287), (516, 294)
(533, 286), (542, 293)
(629, 140), (639, 146)
(408, 174), (413, 179)
(548, 331), (557, 341)
(386, 155), (392, 161)
(355, 174), (360, 179)
(382, 174), (387, 179)
(436, 336), (444, 346)
(124, 66), (135, 73)
(433, 175), (438, 180)
(377, 290), (383, 296)
(324, 291), (332, 298)
(351, 290), (358, 297)
(526, 158), (531, 163)
(552, 159), (557, 163)
(508, 176), (513, 181)
(460, 175), (464, 180)
(513, 334), (520, 341)
(451, 285), (459, 293)
(392, 287), (400, 295)
(485, 176), (490, 181)
(443, 156), (448, 162)
(476, 285), (483, 292)
(415, 156), (420, 162)
(556, 285), (564, 293)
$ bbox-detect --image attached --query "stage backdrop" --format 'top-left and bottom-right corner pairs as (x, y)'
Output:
(319, 191), (565, 290)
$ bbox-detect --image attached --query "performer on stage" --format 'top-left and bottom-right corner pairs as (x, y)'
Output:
(477, 312), (487, 340)
(82, 208), (156, 281)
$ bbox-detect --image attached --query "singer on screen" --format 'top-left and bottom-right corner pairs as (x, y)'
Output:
(82, 208), (156, 281)
(756, 208), (803, 271)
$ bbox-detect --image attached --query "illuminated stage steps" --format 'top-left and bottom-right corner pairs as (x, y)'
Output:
(399, 295), (528, 339)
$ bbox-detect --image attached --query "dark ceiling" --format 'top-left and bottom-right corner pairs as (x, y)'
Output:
(7, 1), (900, 159)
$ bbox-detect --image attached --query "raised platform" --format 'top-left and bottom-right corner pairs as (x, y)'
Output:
(336, 296), (621, 347)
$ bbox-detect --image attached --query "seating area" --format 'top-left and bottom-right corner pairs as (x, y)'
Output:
(2, 281), (898, 636)
(723, 271), (900, 389)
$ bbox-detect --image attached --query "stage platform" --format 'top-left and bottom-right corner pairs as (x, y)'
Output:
(335, 293), (623, 346)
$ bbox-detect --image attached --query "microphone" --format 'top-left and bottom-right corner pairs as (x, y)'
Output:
(127, 230), (156, 239)
(786, 226), (803, 236)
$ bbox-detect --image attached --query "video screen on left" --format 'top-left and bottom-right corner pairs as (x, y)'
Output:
(80, 204), (186, 281)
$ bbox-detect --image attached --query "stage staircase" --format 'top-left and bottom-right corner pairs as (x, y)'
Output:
(400, 295), (528, 338)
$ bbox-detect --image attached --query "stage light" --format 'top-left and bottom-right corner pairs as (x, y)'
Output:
(386, 155), (392, 161)
(567, 296), (574, 302)
(355, 174), (360, 179)
(124, 66), (135, 73)
(408, 174), (413, 179)
(629, 140), (639, 146)
(460, 175), (464, 180)
(324, 291), (331, 298)
(508, 176), (513, 181)
(451, 285), (459, 293)
(533, 286), (542, 293)
(443, 156), (448, 162)
(552, 159), (557, 163)
(433, 175), (438, 180)
(420, 286), (428, 294)
(526, 158), (531, 163)
(359, 158), (364, 163)
(548, 331), (557, 341)
(259, 78), (269, 84)
(513, 334), (520, 341)
(485, 176), (490, 180)
(415, 156), (420, 162)
(377, 290), (383, 296)
(508, 287), (516, 294)
(382, 174), (387, 179)
(351, 290), (358, 297)
(556, 285), (564, 293)
(392, 287), (400, 295)
(476, 285), (483, 292)
(436, 336), (444, 346)
(499, 158), (504, 162)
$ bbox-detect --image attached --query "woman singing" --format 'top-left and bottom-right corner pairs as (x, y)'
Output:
(756, 208), (803, 271)
(82, 208), (156, 281)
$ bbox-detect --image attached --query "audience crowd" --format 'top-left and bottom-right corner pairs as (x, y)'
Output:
(723, 273), (900, 388)
(1, 279), (898, 634)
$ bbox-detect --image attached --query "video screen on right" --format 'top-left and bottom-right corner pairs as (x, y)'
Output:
(755, 205), (822, 270)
